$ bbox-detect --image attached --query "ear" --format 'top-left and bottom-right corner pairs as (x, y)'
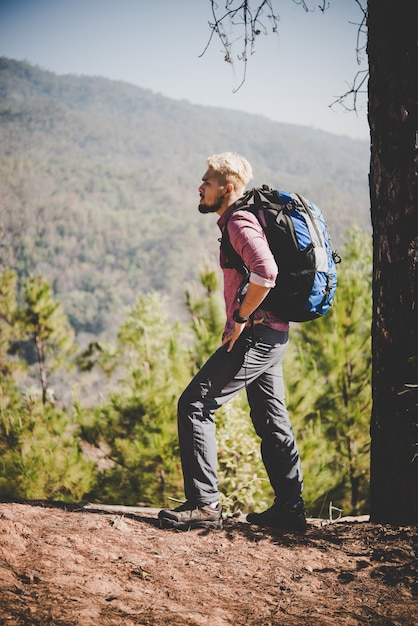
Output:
(225, 183), (234, 195)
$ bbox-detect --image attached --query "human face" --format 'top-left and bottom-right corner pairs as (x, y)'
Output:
(198, 168), (226, 214)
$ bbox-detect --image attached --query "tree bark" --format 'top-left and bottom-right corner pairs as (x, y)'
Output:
(368, 0), (418, 523)
(35, 334), (48, 406)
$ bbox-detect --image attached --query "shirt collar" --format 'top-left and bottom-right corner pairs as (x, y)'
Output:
(217, 201), (239, 230)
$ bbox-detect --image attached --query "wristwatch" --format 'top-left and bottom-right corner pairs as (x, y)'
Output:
(233, 309), (250, 324)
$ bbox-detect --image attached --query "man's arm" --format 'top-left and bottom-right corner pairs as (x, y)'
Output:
(222, 282), (271, 352)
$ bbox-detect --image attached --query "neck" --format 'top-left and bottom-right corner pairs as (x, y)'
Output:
(216, 190), (242, 216)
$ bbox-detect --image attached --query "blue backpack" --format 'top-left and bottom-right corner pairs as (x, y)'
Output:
(221, 185), (340, 322)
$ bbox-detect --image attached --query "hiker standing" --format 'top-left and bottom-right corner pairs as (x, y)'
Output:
(158, 152), (306, 532)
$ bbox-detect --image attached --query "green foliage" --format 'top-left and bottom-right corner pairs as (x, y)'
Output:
(287, 227), (373, 516)
(185, 261), (225, 369)
(19, 275), (76, 404)
(216, 397), (273, 514)
(79, 292), (189, 505)
(0, 270), (94, 502)
(0, 230), (373, 515)
(0, 268), (26, 379)
(0, 394), (95, 501)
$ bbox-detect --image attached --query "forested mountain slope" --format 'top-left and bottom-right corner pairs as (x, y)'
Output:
(0, 58), (370, 336)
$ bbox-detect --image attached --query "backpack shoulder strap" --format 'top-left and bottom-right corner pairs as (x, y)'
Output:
(253, 186), (299, 251)
(220, 185), (288, 273)
(220, 203), (251, 276)
(292, 193), (323, 246)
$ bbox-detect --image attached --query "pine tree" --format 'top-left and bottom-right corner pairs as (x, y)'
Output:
(0, 269), (25, 378)
(80, 292), (190, 505)
(19, 275), (75, 404)
(0, 271), (95, 501)
(288, 228), (372, 515)
(185, 261), (225, 369)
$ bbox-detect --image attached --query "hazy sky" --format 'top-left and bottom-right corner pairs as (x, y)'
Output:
(0, 0), (369, 139)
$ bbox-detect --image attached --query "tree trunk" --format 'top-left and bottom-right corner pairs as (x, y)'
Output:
(368, 1), (418, 523)
(35, 334), (48, 405)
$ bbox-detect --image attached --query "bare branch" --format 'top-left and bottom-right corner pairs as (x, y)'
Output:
(330, 0), (368, 113)
(291, 0), (330, 12)
(201, 0), (369, 110)
(329, 69), (368, 113)
(200, 0), (280, 91)
(352, 0), (367, 65)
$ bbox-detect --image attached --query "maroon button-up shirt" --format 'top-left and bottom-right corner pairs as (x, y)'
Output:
(217, 204), (289, 337)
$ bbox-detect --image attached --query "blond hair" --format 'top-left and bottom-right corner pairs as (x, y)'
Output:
(207, 152), (253, 192)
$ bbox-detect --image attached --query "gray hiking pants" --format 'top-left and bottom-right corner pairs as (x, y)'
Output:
(177, 324), (303, 507)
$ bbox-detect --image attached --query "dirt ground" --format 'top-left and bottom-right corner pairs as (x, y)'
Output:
(0, 501), (416, 626)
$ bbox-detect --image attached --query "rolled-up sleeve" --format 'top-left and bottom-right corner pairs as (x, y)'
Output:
(227, 211), (278, 287)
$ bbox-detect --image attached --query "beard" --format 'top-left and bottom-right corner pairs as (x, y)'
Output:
(198, 194), (224, 214)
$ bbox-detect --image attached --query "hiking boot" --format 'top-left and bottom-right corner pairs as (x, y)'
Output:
(158, 501), (223, 531)
(246, 501), (307, 532)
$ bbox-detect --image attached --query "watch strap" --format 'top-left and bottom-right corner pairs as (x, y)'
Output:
(233, 309), (250, 324)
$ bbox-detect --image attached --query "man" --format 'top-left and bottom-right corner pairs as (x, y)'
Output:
(158, 152), (306, 532)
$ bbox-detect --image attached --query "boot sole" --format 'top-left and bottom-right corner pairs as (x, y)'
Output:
(246, 513), (306, 532)
(159, 517), (223, 531)
(246, 518), (306, 533)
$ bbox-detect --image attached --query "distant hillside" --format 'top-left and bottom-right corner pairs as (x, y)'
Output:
(0, 58), (371, 337)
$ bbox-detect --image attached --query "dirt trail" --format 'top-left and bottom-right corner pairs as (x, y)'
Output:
(0, 501), (416, 625)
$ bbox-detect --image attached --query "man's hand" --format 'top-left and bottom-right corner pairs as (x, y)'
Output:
(222, 321), (248, 352)
(222, 282), (271, 352)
